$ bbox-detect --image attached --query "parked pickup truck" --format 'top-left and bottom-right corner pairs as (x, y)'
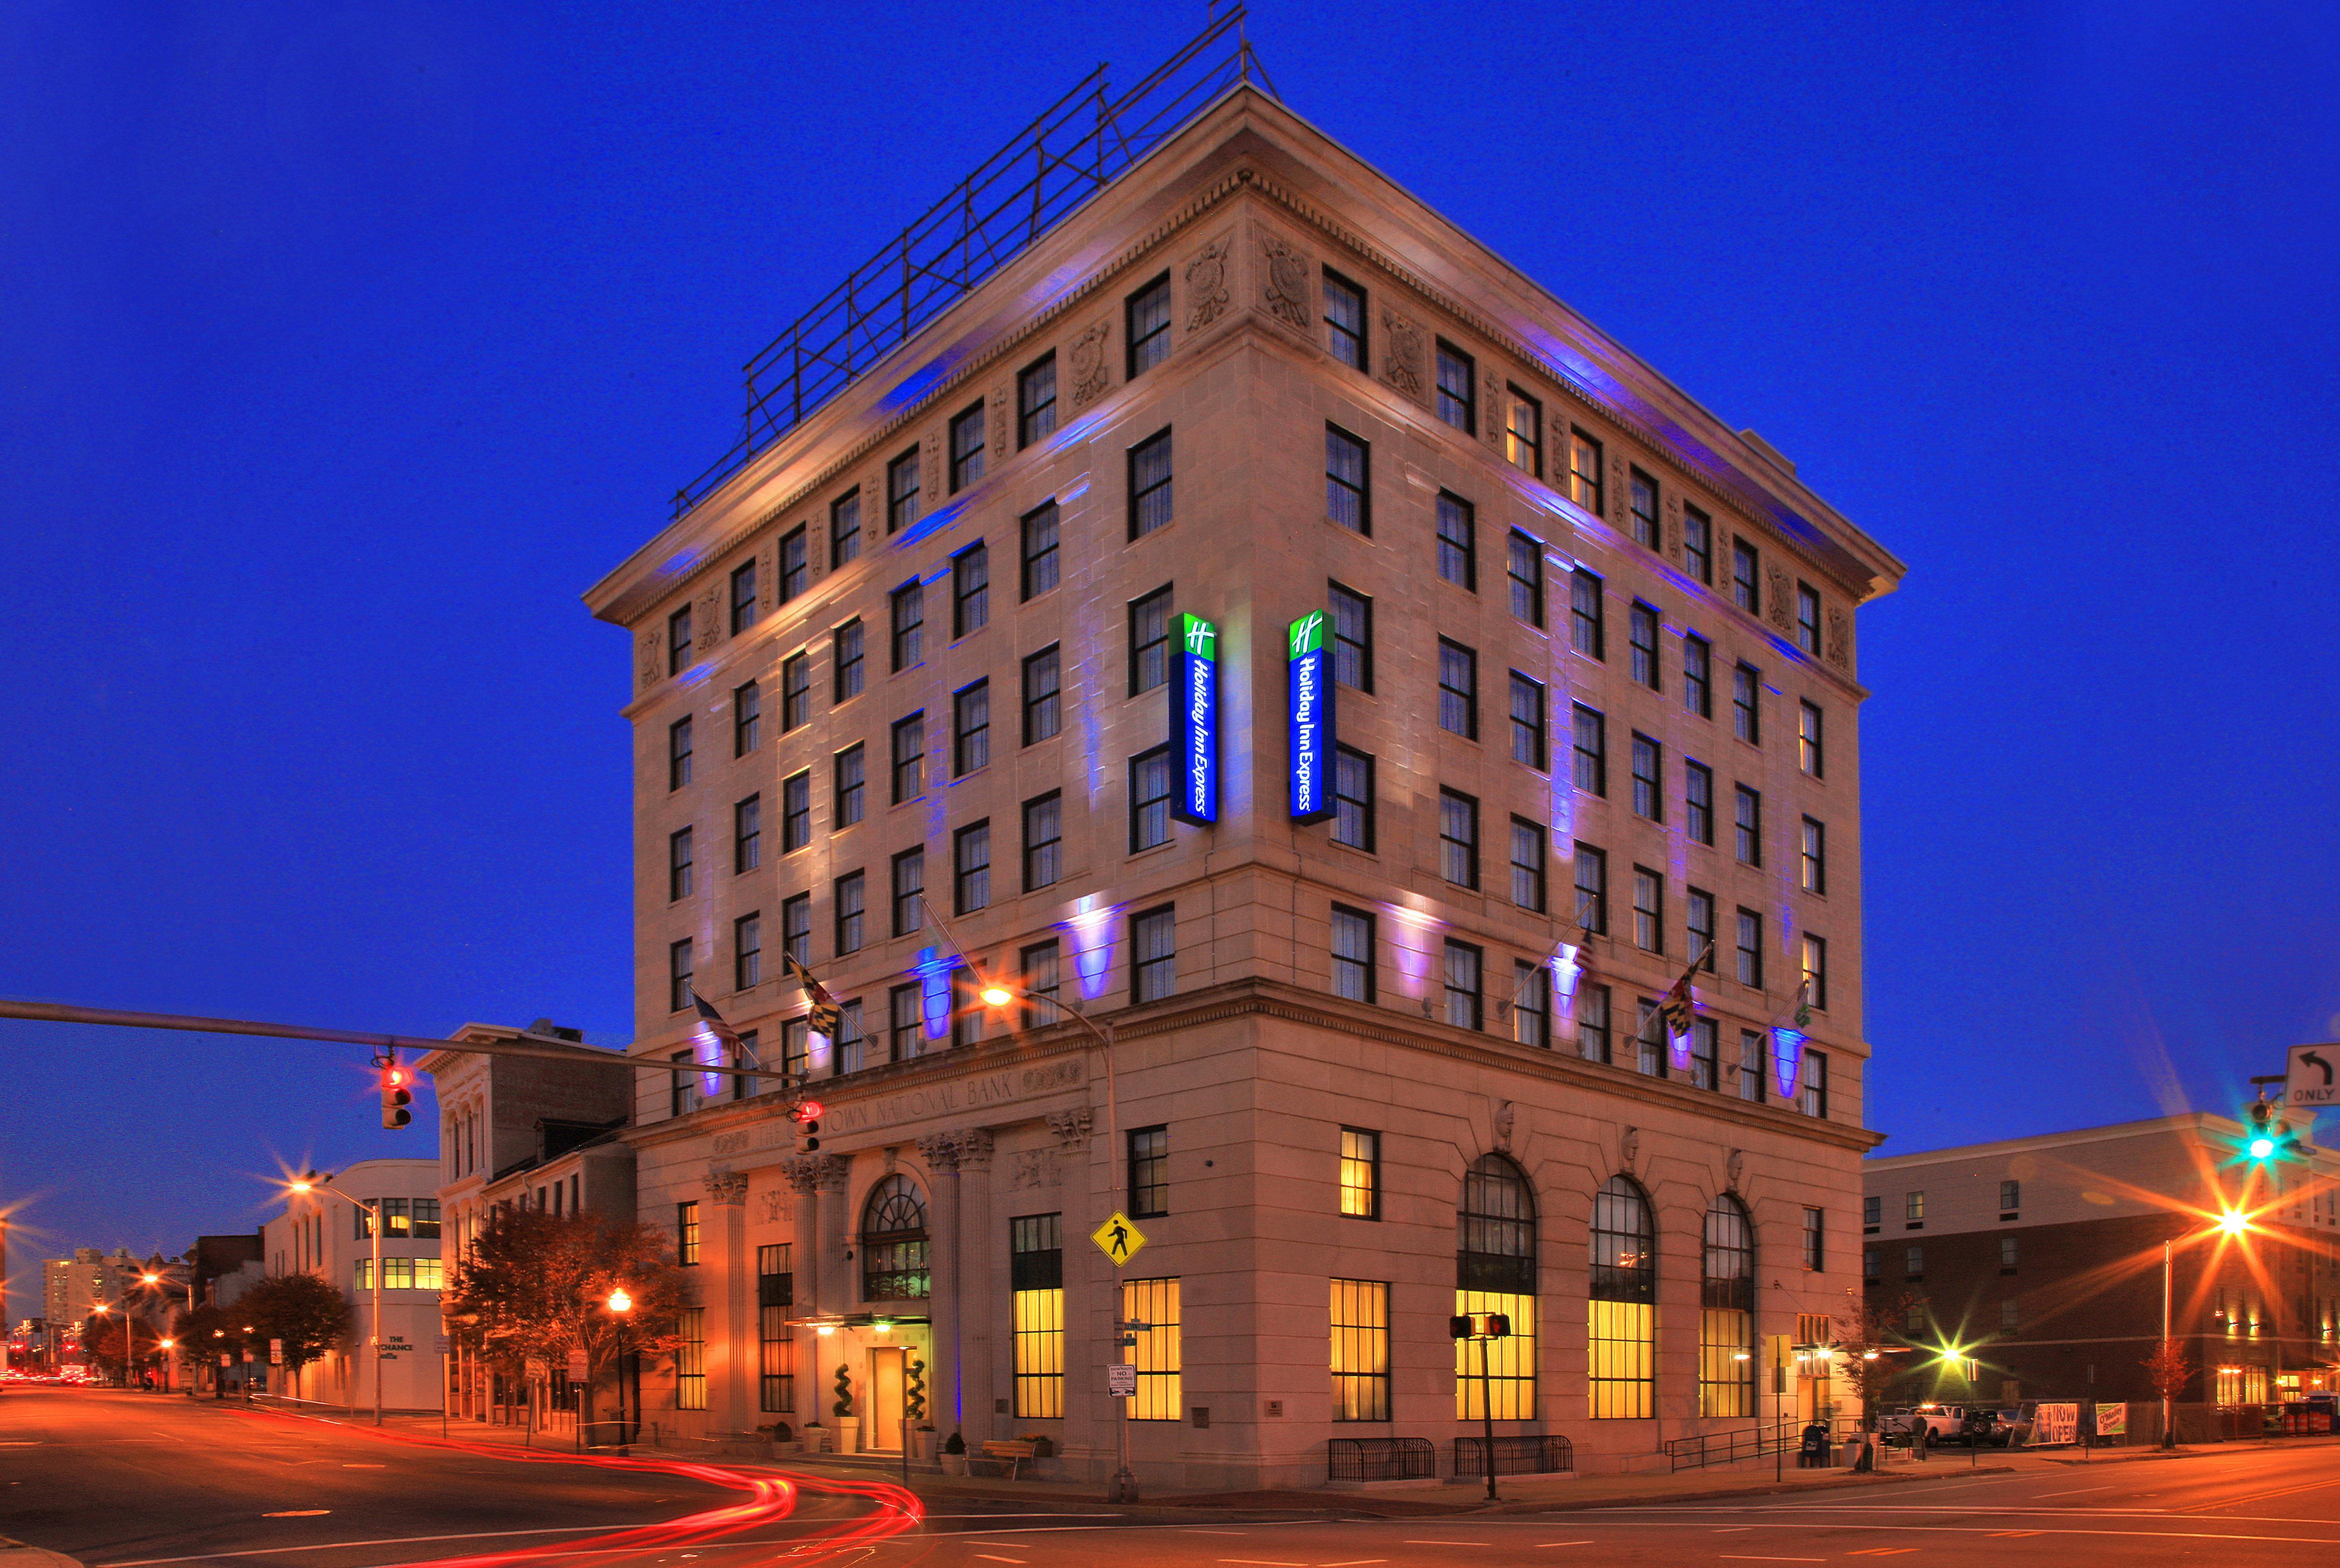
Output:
(1882, 1404), (1972, 1444)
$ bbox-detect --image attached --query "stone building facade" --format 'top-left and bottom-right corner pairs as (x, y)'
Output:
(260, 1157), (444, 1411)
(584, 85), (1902, 1487)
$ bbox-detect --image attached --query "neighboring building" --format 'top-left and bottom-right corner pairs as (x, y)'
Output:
(260, 1158), (444, 1411)
(1862, 1113), (2340, 1430)
(192, 1232), (266, 1308)
(44, 1251), (108, 1329)
(582, 43), (1900, 1486)
(420, 1023), (634, 1422)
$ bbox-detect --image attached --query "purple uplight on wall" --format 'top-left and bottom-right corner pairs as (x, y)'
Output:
(1382, 901), (1442, 999)
(916, 945), (951, 1041)
(1772, 1028), (1806, 1103)
(1064, 895), (1114, 1000)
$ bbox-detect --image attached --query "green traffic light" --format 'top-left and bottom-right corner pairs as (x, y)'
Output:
(2249, 1136), (2276, 1160)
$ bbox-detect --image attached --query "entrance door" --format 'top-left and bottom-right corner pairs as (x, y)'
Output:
(870, 1347), (906, 1453)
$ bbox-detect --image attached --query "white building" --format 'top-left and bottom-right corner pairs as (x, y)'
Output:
(260, 1157), (445, 1412)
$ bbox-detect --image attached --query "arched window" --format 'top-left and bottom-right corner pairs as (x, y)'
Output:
(1589, 1174), (1656, 1419)
(1456, 1154), (1538, 1420)
(1700, 1194), (1756, 1417)
(860, 1175), (930, 1300)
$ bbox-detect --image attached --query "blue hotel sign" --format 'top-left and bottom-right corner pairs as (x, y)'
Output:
(1170, 613), (1218, 825)
(1288, 610), (1335, 822)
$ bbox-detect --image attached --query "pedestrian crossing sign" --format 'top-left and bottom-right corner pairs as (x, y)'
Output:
(1090, 1211), (1148, 1267)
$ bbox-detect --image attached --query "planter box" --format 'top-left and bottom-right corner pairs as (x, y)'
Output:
(938, 1454), (967, 1477)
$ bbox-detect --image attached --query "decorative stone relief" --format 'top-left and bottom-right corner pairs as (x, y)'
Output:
(1380, 309), (1425, 397)
(916, 1132), (962, 1172)
(1184, 236), (1232, 331)
(1259, 234), (1311, 333)
(696, 587), (722, 653)
(1825, 608), (1852, 669)
(1008, 1148), (1058, 1191)
(1620, 1125), (1640, 1169)
(921, 429), (942, 505)
(987, 382), (1010, 463)
(1046, 1107), (1093, 1152)
(704, 1170), (750, 1206)
(1493, 1100), (1516, 1153)
(781, 1152), (847, 1194)
(1726, 1148), (1745, 1189)
(756, 1187), (792, 1226)
(1664, 495), (1684, 562)
(957, 1127), (994, 1170)
(760, 541), (778, 609)
(1481, 366), (1503, 448)
(1068, 320), (1112, 409)
(636, 630), (661, 694)
(1766, 566), (1794, 631)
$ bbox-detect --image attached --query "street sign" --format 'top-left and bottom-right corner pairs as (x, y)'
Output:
(1090, 1211), (1148, 1267)
(242, 1350), (254, 1364)
(436, 1336), (452, 1356)
(2288, 1042), (2340, 1112)
(269, 1338), (282, 1365)
(1107, 1363), (1138, 1398)
(566, 1351), (588, 1380)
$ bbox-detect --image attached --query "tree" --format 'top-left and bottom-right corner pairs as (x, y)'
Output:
(241, 1273), (352, 1387)
(1832, 1288), (1922, 1439)
(2144, 1337), (2194, 1444)
(78, 1314), (163, 1384)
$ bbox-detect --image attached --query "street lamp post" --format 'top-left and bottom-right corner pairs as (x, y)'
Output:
(2161, 1236), (2176, 1450)
(142, 1268), (197, 1396)
(292, 1173), (385, 1426)
(606, 1288), (633, 1455)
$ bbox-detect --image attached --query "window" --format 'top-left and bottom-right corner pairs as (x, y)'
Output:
(1574, 843), (1608, 934)
(1020, 501), (1058, 600)
(2000, 1180), (2022, 1215)
(782, 894), (809, 966)
(1330, 582), (1372, 691)
(1021, 645), (1060, 744)
(1636, 998), (1664, 1079)
(1017, 353), (1057, 448)
(950, 967), (988, 1050)
(1802, 935), (1828, 1012)
(1438, 790), (1479, 889)
(672, 1306), (706, 1409)
(1508, 673), (1548, 769)
(1738, 1028), (1765, 1102)
(1023, 792), (1062, 891)
(1906, 1303), (1926, 1333)
(667, 606), (692, 676)
(952, 541), (989, 637)
(1128, 1126), (1170, 1218)
(834, 744), (864, 828)
(1505, 530), (1544, 626)
(1132, 906), (1176, 1003)
(830, 1002), (864, 1074)
(1436, 491), (1476, 589)
(1589, 1175), (1654, 1419)
(1437, 640), (1478, 739)
(861, 1174), (930, 1300)
(782, 772), (810, 852)
(1509, 818), (1546, 912)
(948, 402), (986, 492)
(1700, 1196), (1755, 1417)
(1906, 1191), (1926, 1223)
(2000, 1298), (2018, 1328)
(890, 713), (924, 803)
(1505, 385), (1542, 475)
(668, 938), (693, 1013)
(889, 581), (924, 671)
(734, 912), (762, 990)
(1323, 269), (1366, 367)
(668, 717), (692, 790)
(886, 446), (920, 535)
(953, 821), (991, 915)
(676, 1200), (702, 1265)
(1326, 424), (1370, 533)
(1128, 428), (1174, 538)
(1628, 468), (1660, 551)
(1020, 939), (1062, 1029)
(1120, 1276), (1182, 1421)
(1688, 1017), (1719, 1090)
(732, 560), (762, 632)
(888, 983), (920, 1064)
(1435, 340), (1476, 433)
(1010, 1214), (1064, 1417)
(732, 680), (761, 756)
(890, 847), (924, 937)
(1686, 762), (1714, 845)
(1129, 586), (1173, 695)
(1572, 704), (1607, 795)
(1799, 700), (1824, 777)
(1804, 1208), (1825, 1272)
(782, 654), (810, 731)
(1457, 1154), (1536, 1420)
(666, 1047), (694, 1118)
(1632, 868), (1664, 955)
(1797, 582), (1822, 654)
(1444, 939), (1483, 1030)
(1801, 818), (1826, 894)
(952, 681), (990, 775)
(778, 526), (808, 603)
(1328, 1278), (1392, 1423)
(1570, 568), (1604, 658)
(1688, 888), (1716, 971)
(1682, 503), (1712, 583)
(758, 1244), (794, 1414)
(1578, 982), (1612, 1063)
(2001, 1236), (2020, 1274)
(1130, 746), (1172, 852)
(1332, 746), (1374, 851)
(1631, 734), (1662, 821)
(1126, 273), (1170, 376)
(1732, 538), (1759, 613)
(1864, 1195), (1880, 1230)
(1734, 786), (1762, 865)
(1566, 428), (1604, 515)
(834, 620), (864, 701)
(1735, 908), (1764, 989)
(833, 871), (864, 955)
(1328, 1126), (1384, 1220)
(1684, 633), (1712, 717)
(830, 489), (860, 569)
(1733, 664), (1762, 744)
(1330, 905), (1376, 1002)
(1514, 960), (1552, 1048)
(668, 826), (694, 901)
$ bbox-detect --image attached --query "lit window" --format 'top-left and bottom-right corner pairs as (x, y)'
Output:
(1567, 429), (1603, 515)
(1339, 1128), (1380, 1219)
(1330, 1278), (1390, 1422)
(1505, 385), (1542, 476)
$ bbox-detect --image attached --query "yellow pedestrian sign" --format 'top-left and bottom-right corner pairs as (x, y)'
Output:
(1090, 1211), (1148, 1267)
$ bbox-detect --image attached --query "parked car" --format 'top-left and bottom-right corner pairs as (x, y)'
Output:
(1882, 1403), (1970, 1444)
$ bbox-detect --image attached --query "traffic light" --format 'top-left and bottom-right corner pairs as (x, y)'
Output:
(2246, 1099), (2282, 1162)
(790, 1098), (822, 1153)
(1448, 1313), (1512, 1339)
(379, 1056), (412, 1130)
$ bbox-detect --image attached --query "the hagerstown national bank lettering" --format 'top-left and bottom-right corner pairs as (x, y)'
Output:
(708, 1057), (1086, 1157)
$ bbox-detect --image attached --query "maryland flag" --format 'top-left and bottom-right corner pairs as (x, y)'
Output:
(784, 953), (843, 1039)
(1656, 942), (1706, 1038)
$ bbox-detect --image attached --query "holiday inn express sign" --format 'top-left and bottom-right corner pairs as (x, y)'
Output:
(1288, 609), (1334, 822)
(1170, 612), (1218, 825)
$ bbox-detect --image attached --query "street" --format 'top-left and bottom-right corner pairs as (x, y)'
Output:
(12, 1389), (2340, 1567)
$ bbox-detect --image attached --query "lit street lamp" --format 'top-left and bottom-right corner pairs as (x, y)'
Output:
(606, 1288), (633, 1455)
(292, 1171), (386, 1425)
(142, 1267), (197, 1395)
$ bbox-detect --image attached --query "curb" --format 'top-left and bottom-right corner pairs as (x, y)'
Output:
(0, 1537), (85, 1568)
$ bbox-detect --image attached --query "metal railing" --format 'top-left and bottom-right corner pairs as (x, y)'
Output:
(1454, 1434), (1573, 1478)
(669, 7), (1277, 520)
(1327, 1436), (1436, 1482)
(1666, 1419), (1796, 1472)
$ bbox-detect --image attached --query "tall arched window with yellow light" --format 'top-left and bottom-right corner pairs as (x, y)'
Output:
(1699, 1194), (1756, 1417)
(1590, 1174), (1656, 1419)
(1456, 1153), (1537, 1420)
(860, 1175), (930, 1301)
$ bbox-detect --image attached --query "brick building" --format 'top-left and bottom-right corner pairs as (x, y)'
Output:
(582, 36), (1902, 1488)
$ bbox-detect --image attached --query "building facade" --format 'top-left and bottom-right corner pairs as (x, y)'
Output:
(260, 1157), (445, 1411)
(1862, 1114), (2340, 1427)
(584, 80), (1900, 1487)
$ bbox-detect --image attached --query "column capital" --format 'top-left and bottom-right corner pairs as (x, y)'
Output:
(916, 1128), (996, 1171)
(702, 1171), (750, 1207)
(782, 1152), (848, 1194)
(1046, 1108), (1093, 1152)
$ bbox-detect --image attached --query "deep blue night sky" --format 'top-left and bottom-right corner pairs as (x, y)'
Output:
(4, 2), (2336, 1313)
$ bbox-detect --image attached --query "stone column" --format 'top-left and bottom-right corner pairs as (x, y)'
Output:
(702, 1170), (750, 1433)
(916, 1133), (964, 1448)
(782, 1154), (840, 1438)
(958, 1129), (998, 1444)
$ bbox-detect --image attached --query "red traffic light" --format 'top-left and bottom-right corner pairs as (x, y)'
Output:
(791, 1099), (824, 1123)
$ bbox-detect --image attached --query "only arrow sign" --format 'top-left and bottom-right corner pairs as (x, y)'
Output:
(2288, 1043), (2340, 1109)
(2304, 1051), (2334, 1086)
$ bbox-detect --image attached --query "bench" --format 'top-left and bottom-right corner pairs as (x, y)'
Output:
(973, 1439), (1040, 1479)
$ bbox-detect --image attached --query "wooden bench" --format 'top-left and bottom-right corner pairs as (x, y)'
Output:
(974, 1439), (1040, 1479)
